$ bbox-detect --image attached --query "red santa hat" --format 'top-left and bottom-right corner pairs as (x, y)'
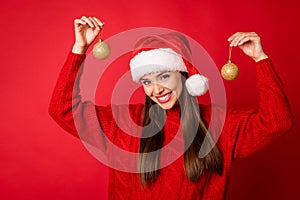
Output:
(129, 32), (209, 96)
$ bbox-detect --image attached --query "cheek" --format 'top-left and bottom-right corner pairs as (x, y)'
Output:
(170, 77), (183, 97)
(142, 86), (151, 96)
(165, 77), (182, 92)
(177, 80), (183, 94)
(175, 82), (183, 97)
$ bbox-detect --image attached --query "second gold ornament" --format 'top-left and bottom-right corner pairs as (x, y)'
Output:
(221, 46), (239, 81)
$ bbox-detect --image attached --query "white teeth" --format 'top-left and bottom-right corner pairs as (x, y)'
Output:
(158, 93), (170, 101)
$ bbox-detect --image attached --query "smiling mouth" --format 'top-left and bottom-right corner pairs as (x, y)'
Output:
(156, 92), (172, 103)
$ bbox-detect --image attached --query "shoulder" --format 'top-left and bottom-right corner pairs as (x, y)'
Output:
(115, 104), (144, 115)
(199, 104), (227, 127)
(109, 104), (144, 125)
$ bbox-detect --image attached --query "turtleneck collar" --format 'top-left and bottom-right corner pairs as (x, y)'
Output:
(165, 103), (181, 119)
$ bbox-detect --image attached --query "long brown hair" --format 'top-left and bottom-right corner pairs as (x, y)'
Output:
(138, 73), (223, 186)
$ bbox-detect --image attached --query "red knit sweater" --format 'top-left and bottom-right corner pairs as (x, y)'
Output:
(49, 52), (293, 200)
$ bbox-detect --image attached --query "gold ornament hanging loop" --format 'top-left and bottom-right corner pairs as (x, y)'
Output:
(221, 46), (239, 81)
(92, 24), (111, 60)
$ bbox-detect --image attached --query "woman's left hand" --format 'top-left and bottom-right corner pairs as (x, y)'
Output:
(228, 32), (268, 62)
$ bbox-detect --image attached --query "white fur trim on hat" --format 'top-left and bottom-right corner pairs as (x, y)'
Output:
(185, 74), (209, 96)
(129, 48), (188, 82)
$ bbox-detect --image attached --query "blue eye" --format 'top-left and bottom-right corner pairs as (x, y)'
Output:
(161, 74), (170, 81)
(142, 80), (151, 85)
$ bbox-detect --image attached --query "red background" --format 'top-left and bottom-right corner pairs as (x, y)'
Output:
(1, 0), (299, 199)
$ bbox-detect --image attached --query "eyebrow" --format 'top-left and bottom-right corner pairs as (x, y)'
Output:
(155, 72), (167, 78)
(140, 72), (168, 81)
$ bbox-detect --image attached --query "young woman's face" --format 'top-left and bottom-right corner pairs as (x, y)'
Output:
(140, 71), (183, 110)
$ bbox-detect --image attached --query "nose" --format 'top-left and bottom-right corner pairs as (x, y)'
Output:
(152, 83), (164, 95)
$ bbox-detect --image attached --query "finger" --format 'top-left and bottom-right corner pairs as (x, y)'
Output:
(236, 32), (258, 45)
(228, 32), (245, 46)
(74, 19), (88, 31)
(89, 17), (101, 31)
(74, 19), (87, 26)
(237, 36), (251, 46)
(81, 16), (95, 28)
(229, 32), (245, 47)
(89, 17), (101, 30)
(233, 33), (248, 46)
(238, 35), (260, 46)
(227, 32), (241, 42)
(92, 17), (104, 28)
(230, 32), (257, 46)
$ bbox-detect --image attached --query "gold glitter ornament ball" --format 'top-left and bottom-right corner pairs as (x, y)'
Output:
(221, 60), (239, 81)
(93, 39), (111, 60)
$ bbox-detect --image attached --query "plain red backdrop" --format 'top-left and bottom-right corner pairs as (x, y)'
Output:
(0, 0), (299, 199)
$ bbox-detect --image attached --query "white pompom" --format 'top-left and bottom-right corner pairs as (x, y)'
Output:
(185, 74), (209, 96)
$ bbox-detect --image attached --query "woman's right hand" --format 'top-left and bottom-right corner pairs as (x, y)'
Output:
(72, 16), (104, 54)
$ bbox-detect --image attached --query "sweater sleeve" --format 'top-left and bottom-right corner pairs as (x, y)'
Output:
(226, 58), (294, 160)
(48, 52), (115, 151)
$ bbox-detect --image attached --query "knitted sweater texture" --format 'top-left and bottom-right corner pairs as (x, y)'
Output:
(49, 52), (293, 200)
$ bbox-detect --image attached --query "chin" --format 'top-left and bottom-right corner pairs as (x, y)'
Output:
(157, 102), (176, 110)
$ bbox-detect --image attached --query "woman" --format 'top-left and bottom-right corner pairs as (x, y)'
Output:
(49, 16), (293, 200)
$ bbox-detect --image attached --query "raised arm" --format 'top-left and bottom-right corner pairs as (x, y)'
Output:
(48, 16), (113, 150)
(225, 32), (294, 159)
